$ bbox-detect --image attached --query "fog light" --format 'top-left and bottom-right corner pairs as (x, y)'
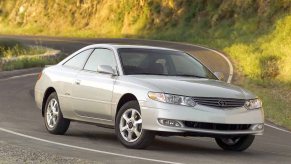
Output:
(252, 123), (264, 130)
(257, 124), (264, 130)
(158, 119), (182, 127)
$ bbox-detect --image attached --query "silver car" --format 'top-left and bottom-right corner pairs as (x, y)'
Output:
(35, 44), (264, 151)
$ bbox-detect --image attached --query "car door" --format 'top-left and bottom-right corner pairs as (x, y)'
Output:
(71, 48), (117, 121)
(58, 49), (93, 117)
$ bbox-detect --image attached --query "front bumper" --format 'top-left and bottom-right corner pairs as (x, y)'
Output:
(140, 100), (264, 135)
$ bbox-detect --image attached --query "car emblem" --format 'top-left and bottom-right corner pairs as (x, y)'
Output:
(218, 100), (227, 107)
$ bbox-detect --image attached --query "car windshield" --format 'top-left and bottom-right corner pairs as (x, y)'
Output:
(118, 48), (217, 79)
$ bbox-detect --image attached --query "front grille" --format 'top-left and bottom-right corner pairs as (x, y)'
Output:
(184, 121), (251, 131)
(192, 97), (246, 108)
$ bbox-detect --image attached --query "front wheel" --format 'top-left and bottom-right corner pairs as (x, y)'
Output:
(215, 135), (255, 151)
(115, 100), (155, 149)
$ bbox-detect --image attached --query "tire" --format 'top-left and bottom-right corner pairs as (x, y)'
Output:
(44, 92), (70, 135)
(115, 100), (155, 149)
(215, 135), (255, 151)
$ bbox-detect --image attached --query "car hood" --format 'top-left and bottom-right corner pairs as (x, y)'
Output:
(129, 75), (255, 99)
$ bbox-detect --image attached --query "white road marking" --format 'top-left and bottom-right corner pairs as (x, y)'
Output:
(0, 127), (182, 164)
(265, 123), (291, 134)
(0, 73), (38, 81)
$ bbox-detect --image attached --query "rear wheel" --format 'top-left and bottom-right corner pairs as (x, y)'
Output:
(115, 100), (155, 149)
(215, 135), (255, 151)
(44, 92), (70, 135)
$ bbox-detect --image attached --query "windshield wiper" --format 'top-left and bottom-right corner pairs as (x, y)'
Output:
(132, 73), (207, 78)
(135, 73), (169, 76)
(174, 74), (207, 78)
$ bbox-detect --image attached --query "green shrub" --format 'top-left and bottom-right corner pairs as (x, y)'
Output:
(260, 55), (281, 80)
(0, 39), (58, 71)
(0, 39), (46, 58)
(2, 56), (62, 71)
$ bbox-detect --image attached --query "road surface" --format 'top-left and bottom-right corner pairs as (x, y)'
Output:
(0, 35), (290, 164)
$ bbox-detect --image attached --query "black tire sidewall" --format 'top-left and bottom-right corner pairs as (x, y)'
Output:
(215, 135), (255, 151)
(115, 100), (155, 149)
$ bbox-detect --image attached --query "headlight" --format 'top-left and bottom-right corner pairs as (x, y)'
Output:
(148, 92), (196, 107)
(245, 99), (262, 110)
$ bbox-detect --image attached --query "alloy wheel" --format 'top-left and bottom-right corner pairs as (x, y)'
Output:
(119, 108), (142, 142)
(46, 98), (59, 128)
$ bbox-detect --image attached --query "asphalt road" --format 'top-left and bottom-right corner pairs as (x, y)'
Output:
(0, 35), (290, 164)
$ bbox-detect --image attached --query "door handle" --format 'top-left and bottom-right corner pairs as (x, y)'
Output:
(75, 79), (81, 85)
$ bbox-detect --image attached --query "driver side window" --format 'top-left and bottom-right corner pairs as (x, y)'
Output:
(84, 48), (117, 72)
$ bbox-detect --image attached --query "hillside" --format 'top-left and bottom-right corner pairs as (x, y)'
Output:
(0, 0), (291, 128)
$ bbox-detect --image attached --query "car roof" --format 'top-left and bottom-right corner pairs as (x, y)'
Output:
(87, 44), (181, 52)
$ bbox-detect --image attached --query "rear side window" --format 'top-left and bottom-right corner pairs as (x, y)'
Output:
(63, 49), (93, 69)
(84, 48), (116, 72)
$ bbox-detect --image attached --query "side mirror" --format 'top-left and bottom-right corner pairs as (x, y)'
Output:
(214, 72), (224, 81)
(97, 65), (116, 75)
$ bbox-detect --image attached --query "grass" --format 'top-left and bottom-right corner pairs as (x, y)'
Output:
(251, 86), (291, 128)
(235, 77), (291, 129)
(0, 0), (290, 129)
(0, 39), (46, 58)
(0, 39), (60, 71)
(2, 57), (60, 71)
(224, 15), (291, 83)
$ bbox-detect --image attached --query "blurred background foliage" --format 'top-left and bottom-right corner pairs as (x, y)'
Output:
(0, 0), (291, 127)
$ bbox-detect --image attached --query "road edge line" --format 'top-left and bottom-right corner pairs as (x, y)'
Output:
(265, 124), (291, 134)
(0, 127), (182, 164)
(0, 73), (38, 81)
